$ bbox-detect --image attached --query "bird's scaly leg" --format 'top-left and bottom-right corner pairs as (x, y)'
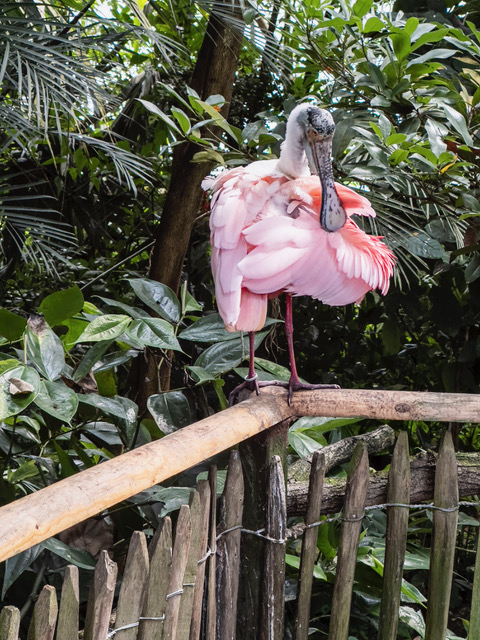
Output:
(282, 293), (339, 403)
(228, 331), (260, 405)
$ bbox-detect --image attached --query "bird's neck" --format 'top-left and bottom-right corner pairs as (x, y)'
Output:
(277, 127), (310, 179)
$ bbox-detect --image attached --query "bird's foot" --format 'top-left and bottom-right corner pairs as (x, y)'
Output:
(228, 373), (260, 406)
(285, 379), (340, 405)
(229, 375), (340, 406)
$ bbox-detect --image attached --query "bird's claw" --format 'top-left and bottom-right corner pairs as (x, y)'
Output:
(228, 373), (259, 406)
(229, 375), (340, 406)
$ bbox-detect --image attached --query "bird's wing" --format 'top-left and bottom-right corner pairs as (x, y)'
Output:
(206, 162), (282, 330)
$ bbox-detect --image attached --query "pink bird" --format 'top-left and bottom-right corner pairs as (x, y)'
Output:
(203, 103), (395, 402)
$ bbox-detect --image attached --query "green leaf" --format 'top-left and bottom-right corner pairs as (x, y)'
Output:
(41, 538), (96, 569)
(185, 365), (217, 384)
(289, 430), (322, 457)
(76, 315), (132, 343)
(3, 545), (42, 598)
(171, 107), (191, 133)
(386, 133), (407, 145)
(403, 17), (419, 36)
(79, 394), (138, 446)
(147, 391), (192, 435)
(137, 99), (182, 135)
(94, 296), (147, 319)
(33, 380), (79, 423)
(194, 331), (270, 375)
(402, 232), (446, 259)
(363, 16), (384, 33)
(25, 317), (66, 381)
(179, 313), (239, 343)
(366, 62), (386, 89)
(9, 460), (38, 484)
(0, 308), (27, 342)
(125, 318), (182, 351)
(285, 553), (326, 580)
(353, 0), (372, 18)
(441, 104), (474, 146)
(128, 278), (180, 323)
(465, 256), (480, 283)
(255, 357), (291, 381)
(38, 285), (84, 327)
(389, 32), (411, 61)
(73, 339), (114, 382)
(0, 365), (40, 419)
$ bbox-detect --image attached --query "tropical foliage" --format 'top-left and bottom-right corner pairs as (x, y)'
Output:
(0, 0), (479, 636)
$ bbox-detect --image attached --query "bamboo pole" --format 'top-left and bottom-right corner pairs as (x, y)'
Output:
(0, 388), (477, 563)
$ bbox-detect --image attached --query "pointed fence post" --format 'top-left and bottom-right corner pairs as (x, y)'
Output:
(238, 419), (289, 638)
(163, 504), (192, 640)
(216, 450), (244, 640)
(378, 431), (410, 640)
(329, 442), (369, 640)
(206, 465), (217, 640)
(260, 455), (287, 640)
(114, 531), (149, 639)
(0, 606), (20, 640)
(138, 517), (173, 640)
(57, 565), (80, 640)
(189, 479), (211, 640)
(27, 584), (58, 640)
(295, 451), (326, 640)
(83, 550), (118, 640)
(425, 431), (458, 640)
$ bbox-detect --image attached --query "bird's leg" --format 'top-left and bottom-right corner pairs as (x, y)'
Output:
(228, 331), (259, 405)
(283, 293), (339, 404)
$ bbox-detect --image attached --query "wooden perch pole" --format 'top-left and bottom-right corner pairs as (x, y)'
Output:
(0, 388), (478, 564)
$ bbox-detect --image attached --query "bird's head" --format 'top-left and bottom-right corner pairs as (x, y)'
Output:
(285, 104), (347, 232)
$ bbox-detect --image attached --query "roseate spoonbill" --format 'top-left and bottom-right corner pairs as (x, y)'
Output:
(203, 103), (395, 403)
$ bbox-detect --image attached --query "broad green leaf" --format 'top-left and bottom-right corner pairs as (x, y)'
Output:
(389, 32), (411, 61)
(186, 365), (217, 384)
(366, 62), (386, 89)
(465, 255), (480, 283)
(60, 317), (89, 351)
(289, 430), (323, 458)
(92, 350), (139, 373)
(0, 359), (21, 376)
(95, 296), (147, 319)
(402, 232), (446, 259)
(194, 330), (269, 375)
(179, 312), (239, 343)
(403, 17), (419, 36)
(75, 315), (132, 343)
(0, 365), (40, 419)
(38, 285), (84, 327)
(126, 318), (182, 351)
(147, 391), (191, 435)
(441, 104), (474, 146)
(33, 380), (79, 423)
(137, 99), (182, 135)
(363, 16), (384, 33)
(353, 0), (372, 18)
(255, 357), (291, 381)
(171, 106), (191, 133)
(285, 554), (326, 580)
(41, 538), (96, 569)
(8, 460), (38, 484)
(398, 606), (425, 635)
(408, 48), (456, 66)
(128, 278), (180, 323)
(79, 394), (138, 446)
(73, 339), (115, 382)
(2, 545), (42, 598)
(0, 308), (27, 342)
(25, 318), (65, 381)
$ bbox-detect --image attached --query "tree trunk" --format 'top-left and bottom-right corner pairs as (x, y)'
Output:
(136, 3), (243, 405)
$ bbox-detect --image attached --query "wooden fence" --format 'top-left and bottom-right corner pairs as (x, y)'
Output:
(0, 387), (479, 639)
